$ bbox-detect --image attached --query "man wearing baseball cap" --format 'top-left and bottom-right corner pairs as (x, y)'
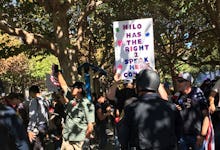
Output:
(174, 72), (208, 150)
(57, 72), (95, 150)
(179, 72), (194, 82)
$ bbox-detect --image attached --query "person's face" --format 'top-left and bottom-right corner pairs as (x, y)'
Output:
(127, 83), (134, 89)
(9, 98), (21, 105)
(15, 98), (22, 105)
(176, 78), (190, 93)
(71, 87), (82, 96)
(29, 92), (36, 98)
(97, 96), (105, 103)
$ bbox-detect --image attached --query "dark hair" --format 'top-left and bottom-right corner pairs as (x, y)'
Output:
(17, 93), (25, 101)
(7, 92), (18, 100)
(5, 92), (25, 102)
(70, 81), (86, 97)
(29, 85), (40, 94)
(52, 92), (63, 102)
(70, 82), (84, 89)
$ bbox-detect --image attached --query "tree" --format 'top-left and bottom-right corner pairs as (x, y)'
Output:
(0, 53), (29, 92)
(0, 0), (219, 89)
(29, 55), (59, 78)
(0, 0), (110, 85)
(138, 0), (220, 86)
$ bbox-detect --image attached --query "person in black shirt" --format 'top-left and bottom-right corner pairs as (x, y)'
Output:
(174, 72), (208, 150)
(118, 69), (182, 150)
(95, 94), (113, 149)
(106, 73), (136, 120)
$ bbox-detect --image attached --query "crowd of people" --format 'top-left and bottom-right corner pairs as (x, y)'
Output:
(0, 66), (219, 150)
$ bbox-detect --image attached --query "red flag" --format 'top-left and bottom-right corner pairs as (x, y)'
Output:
(203, 117), (215, 150)
(50, 74), (60, 86)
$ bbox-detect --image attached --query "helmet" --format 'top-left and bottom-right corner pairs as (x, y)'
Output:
(136, 69), (160, 92)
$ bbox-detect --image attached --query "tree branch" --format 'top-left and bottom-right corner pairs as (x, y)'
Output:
(77, 0), (109, 50)
(180, 57), (220, 67)
(160, 27), (215, 47)
(0, 20), (58, 54)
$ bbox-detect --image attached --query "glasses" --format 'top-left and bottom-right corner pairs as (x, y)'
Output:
(177, 78), (187, 83)
(71, 86), (82, 89)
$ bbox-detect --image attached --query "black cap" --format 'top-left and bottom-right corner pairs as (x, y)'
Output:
(70, 81), (84, 89)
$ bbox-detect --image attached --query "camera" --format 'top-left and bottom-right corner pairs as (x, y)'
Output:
(177, 98), (185, 109)
(177, 96), (192, 109)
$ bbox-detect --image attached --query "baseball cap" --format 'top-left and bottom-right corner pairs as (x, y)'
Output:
(177, 72), (194, 83)
(70, 81), (84, 89)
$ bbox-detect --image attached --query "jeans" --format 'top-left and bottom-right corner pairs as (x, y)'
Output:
(178, 135), (203, 150)
(96, 122), (108, 149)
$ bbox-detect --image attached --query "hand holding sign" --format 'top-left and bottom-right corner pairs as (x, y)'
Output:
(114, 73), (121, 83)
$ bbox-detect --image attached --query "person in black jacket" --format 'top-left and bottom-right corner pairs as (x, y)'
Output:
(0, 103), (29, 150)
(174, 72), (208, 150)
(118, 69), (182, 150)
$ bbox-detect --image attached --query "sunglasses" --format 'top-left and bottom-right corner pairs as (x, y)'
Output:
(177, 78), (187, 83)
(71, 86), (82, 89)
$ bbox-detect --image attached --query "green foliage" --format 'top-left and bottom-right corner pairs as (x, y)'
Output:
(29, 55), (59, 79)
(0, 33), (23, 58)
(0, 0), (219, 88)
(0, 53), (30, 92)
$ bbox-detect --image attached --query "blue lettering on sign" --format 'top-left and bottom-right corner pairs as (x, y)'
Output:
(124, 57), (149, 64)
(123, 71), (137, 78)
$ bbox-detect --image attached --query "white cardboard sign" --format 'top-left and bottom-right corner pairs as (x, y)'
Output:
(113, 18), (155, 80)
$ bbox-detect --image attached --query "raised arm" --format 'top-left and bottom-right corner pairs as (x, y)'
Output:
(209, 79), (220, 114)
(106, 73), (121, 101)
(209, 91), (217, 114)
(158, 83), (169, 101)
(57, 72), (70, 103)
(57, 72), (68, 92)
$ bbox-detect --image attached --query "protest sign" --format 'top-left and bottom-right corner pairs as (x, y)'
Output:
(113, 18), (155, 80)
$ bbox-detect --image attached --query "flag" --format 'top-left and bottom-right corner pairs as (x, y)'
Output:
(203, 117), (215, 150)
(50, 74), (60, 86)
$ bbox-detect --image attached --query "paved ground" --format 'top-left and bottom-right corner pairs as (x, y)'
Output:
(87, 126), (120, 150)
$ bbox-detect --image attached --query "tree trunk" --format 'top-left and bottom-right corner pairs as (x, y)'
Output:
(51, 6), (79, 85)
(58, 53), (79, 85)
